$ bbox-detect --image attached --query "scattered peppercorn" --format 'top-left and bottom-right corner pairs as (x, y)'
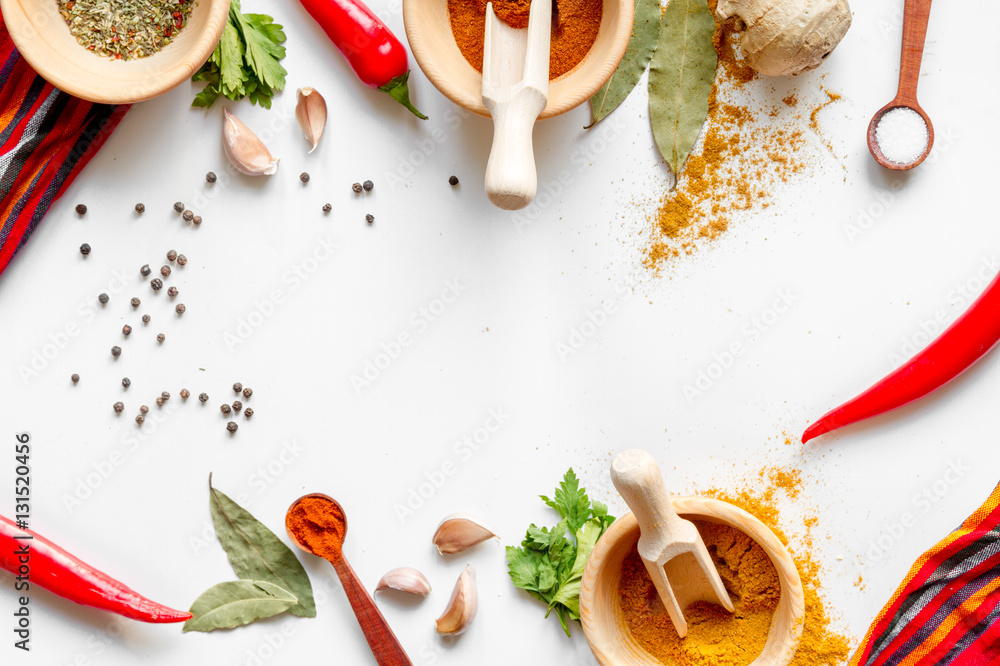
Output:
(176, 254), (188, 266)
(130, 297), (141, 308)
(156, 333), (165, 343)
(366, 214), (374, 225)
(167, 286), (178, 297)
(227, 421), (238, 434)
(242, 387), (252, 399)
(142, 314), (151, 324)
(111, 346), (121, 358)
(113, 402), (124, 414)
(151, 278), (163, 291)
(160, 265), (171, 277)
(220, 404), (231, 415)
(122, 377), (130, 389)
(173, 201), (184, 213)
(323, 203), (332, 214)
(233, 382), (242, 393)
(122, 324), (132, 336)
(141, 265), (151, 277)
(244, 408), (254, 418)
(449, 175), (459, 186)
(180, 389), (190, 400)
(206, 172), (217, 183)
(199, 392), (209, 403)
(75, 204), (87, 215)
(192, 216), (202, 226)
(182, 210), (194, 222)
(352, 182), (363, 194)
(232, 401), (243, 413)
(80, 243), (91, 256)
(135, 203), (145, 214)
(140, 405), (149, 414)
(161, 391), (170, 401)
(135, 414), (145, 425)
(156, 397), (164, 407)
(363, 180), (374, 192)
(71, 373), (80, 384)
(98, 293), (109, 305)
(175, 304), (186, 315)
(300, 172), (310, 184)
(167, 250), (178, 262)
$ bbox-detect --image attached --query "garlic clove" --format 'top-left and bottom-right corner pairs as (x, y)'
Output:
(435, 566), (477, 636)
(375, 567), (432, 597)
(222, 108), (279, 176)
(432, 513), (497, 555)
(296, 87), (327, 153)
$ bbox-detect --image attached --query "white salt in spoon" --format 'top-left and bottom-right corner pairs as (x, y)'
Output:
(867, 0), (934, 170)
(482, 0), (551, 210)
(611, 449), (734, 638)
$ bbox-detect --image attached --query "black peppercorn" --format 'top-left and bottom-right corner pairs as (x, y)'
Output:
(220, 403), (231, 415)
(244, 408), (254, 418)
(130, 297), (140, 308)
(167, 250), (178, 262)
(323, 203), (332, 214)
(140, 405), (149, 414)
(366, 214), (374, 225)
(98, 293), (109, 305)
(156, 397), (164, 407)
(227, 421), (238, 434)
(192, 216), (202, 226)
(242, 388), (252, 399)
(122, 324), (132, 336)
(180, 389), (190, 400)
(363, 180), (374, 192)
(122, 377), (130, 389)
(352, 182), (363, 194)
(173, 201), (184, 213)
(300, 172), (310, 184)
(233, 382), (242, 393)
(232, 401), (242, 413)
(142, 314), (151, 324)
(449, 175), (459, 186)
(160, 265), (171, 277)
(199, 392), (209, 403)
(156, 333), (165, 343)
(151, 278), (163, 291)
(71, 373), (80, 384)
(113, 402), (124, 414)
(111, 346), (121, 358)
(161, 391), (170, 400)
(206, 172), (217, 183)
(175, 304), (186, 315)
(182, 210), (194, 222)
(140, 264), (151, 277)
(167, 286), (178, 297)
(80, 243), (91, 256)
(135, 415), (144, 425)
(176, 254), (187, 266)
(76, 204), (87, 215)
(135, 203), (145, 214)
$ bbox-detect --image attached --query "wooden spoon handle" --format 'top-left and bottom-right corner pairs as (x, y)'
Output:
(611, 449), (684, 541)
(331, 557), (413, 666)
(484, 89), (547, 211)
(896, 0), (933, 105)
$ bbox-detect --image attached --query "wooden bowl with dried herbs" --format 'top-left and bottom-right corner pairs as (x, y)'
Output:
(1, 0), (230, 104)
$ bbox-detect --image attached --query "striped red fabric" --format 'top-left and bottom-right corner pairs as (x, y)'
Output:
(0, 14), (128, 278)
(851, 482), (1000, 665)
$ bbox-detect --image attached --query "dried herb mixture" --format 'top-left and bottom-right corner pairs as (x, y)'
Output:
(58, 0), (194, 60)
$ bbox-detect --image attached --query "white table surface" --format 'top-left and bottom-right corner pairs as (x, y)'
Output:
(2, 0), (999, 663)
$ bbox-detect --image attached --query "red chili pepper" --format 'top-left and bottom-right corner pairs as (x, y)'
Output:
(297, 0), (427, 119)
(802, 268), (1000, 443)
(0, 515), (191, 623)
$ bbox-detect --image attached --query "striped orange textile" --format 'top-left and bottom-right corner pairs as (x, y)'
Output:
(0, 13), (128, 277)
(851, 482), (1000, 665)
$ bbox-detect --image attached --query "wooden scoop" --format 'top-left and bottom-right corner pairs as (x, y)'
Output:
(610, 449), (734, 638)
(482, 0), (551, 211)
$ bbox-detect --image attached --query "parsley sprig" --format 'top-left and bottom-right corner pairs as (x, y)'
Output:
(192, 0), (287, 109)
(506, 469), (615, 636)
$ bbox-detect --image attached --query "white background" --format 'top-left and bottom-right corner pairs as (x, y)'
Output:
(2, 0), (999, 663)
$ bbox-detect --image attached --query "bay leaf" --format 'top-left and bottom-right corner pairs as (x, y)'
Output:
(209, 476), (316, 617)
(648, 0), (718, 180)
(588, 0), (661, 127)
(183, 580), (297, 633)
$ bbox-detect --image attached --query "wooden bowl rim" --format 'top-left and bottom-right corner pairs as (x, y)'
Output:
(580, 496), (806, 666)
(402, 0), (634, 120)
(0, 0), (231, 104)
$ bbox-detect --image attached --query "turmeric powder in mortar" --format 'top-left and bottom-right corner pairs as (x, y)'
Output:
(618, 520), (781, 665)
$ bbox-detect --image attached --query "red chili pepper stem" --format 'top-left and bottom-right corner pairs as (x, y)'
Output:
(0, 515), (191, 623)
(379, 72), (427, 120)
(802, 267), (1000, 444)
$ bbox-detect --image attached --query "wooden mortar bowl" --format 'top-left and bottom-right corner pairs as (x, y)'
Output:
(402, 0), (633, 120)
(580, 496), (806, 666)
(0, 0), (230, 104)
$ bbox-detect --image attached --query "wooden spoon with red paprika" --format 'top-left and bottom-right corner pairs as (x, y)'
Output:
(286, 494), (413, 666)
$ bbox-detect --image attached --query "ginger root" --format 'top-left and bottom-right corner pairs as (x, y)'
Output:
(716, 0), (852, 76)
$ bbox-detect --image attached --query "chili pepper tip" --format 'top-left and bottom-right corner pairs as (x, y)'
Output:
(378, 72), (427, 120)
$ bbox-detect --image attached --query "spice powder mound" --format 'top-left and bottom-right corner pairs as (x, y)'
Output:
(448, 0), (603, 80)
(619, 520), (781, 665)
